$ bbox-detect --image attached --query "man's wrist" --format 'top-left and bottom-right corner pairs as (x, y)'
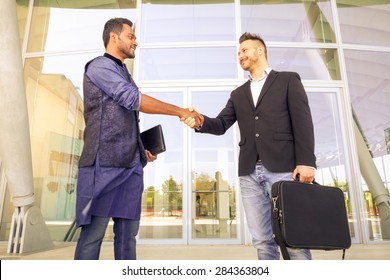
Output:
(297, 165), (316, 170)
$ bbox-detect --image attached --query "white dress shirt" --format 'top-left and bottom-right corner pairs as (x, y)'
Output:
(249, 67), (272, 105)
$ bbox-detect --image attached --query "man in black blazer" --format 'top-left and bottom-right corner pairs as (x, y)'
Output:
(185, 32), (316, 260)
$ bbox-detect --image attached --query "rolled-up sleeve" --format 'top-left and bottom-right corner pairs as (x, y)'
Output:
(86, 58), (140, 111)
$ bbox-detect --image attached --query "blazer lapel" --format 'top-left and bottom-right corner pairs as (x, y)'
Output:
(255, 70), (278, 108)
(242, 80), (255, 110)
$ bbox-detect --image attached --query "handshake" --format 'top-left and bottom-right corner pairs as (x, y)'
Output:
(180, 107), (203, 129)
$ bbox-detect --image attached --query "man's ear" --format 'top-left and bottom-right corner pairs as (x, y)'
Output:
(110, 31), (118, 43)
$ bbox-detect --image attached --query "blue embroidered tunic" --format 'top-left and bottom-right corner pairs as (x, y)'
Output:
(76, 53), (147, 227)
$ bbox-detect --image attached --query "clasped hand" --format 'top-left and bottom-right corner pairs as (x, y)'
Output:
(180, 107), (203, 129)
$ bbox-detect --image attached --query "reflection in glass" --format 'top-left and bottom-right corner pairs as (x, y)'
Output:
(346, 50), (390, 158)
(140, 0), (235, 43)
(309, 92), (344, 170)
(345, 50), (390, 240)
(191, 90), (237, 239)
(24, 52), (98, 99)
(139, 91), (184, 239)
(241, 0), (336, 43)
(23, 56), (85, 240)
(337, 1), (390, 47)
(16, 0), (29, 48)
(27, 1), (137, 53)
(306, 90), (354, 238)
(139, 47), (237, 81)
(263, 48), (340, 80)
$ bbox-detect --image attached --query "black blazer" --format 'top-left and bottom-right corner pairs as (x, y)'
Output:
(198, 70), (316, 176)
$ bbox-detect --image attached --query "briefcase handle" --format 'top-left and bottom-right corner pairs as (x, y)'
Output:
(295, 173), (317, 184)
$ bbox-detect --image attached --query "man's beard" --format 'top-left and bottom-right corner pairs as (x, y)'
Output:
(118, 38), (135, 59)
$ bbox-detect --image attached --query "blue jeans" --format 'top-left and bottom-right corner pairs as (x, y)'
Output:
(74, 216), (140, 260)
(240, 161), (312, 260)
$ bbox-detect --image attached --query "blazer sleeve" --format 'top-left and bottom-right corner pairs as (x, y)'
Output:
(197, 95), (237, 135)
(287, 72), (316, 168)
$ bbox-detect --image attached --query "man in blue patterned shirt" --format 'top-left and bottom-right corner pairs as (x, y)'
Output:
(74, 18), (200, 260)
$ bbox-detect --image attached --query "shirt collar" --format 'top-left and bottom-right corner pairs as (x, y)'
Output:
(249, 67), (272, 82)
(104, 53), (124, 67)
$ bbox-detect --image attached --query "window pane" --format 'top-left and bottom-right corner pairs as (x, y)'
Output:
(252, 48), (340, 80)
(25, 53), (98, 99)
(140, 0), (235, 43)
(310, 91), (345, 169)
(139, 91), (185, 239)
(27, 1), (137, 53)
(346, 50), (390, 158)
(307, 91), (354, 238)
(24, 56), (87, 240)
(191, 90), (238, 239)
(16, 0), (30, 48)
(337, 1), (390, 47)
(241, 0), (336, 43)
(345, 49), (390, 240)
(139, 47), (238, 80)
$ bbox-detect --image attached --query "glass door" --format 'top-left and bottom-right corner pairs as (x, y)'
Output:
(137, 87), (241, 245)
(189, 88), (240, 244)
(138, 89), (187, 244)
(305, 87), (359, 244)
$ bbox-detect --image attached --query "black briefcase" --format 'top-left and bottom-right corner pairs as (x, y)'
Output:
(271, 180), (351, 260)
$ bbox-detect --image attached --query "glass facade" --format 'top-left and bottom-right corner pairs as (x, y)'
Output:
(337, 0), (390, 47)
(241, 0), (336, 43)
(140, 0), (236, 43)
(336, 0), (390, 241)
(2, 0), (389, 245)
(138, 47), (238, 81)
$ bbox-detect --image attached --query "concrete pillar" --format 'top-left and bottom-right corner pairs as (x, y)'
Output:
(0, 0), (34, 207)
(0, 0), (53, 253)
